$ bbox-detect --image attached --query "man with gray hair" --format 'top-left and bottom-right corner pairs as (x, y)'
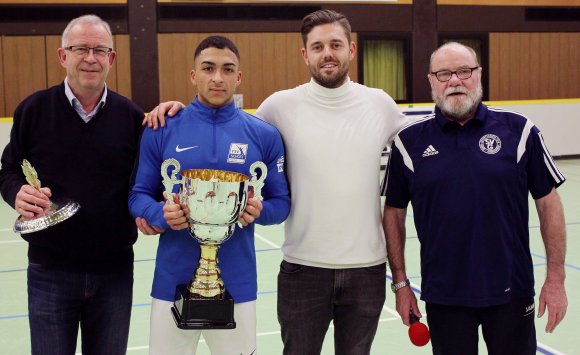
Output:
(0, 15), (152, 354)
(382, 42), (567, 354)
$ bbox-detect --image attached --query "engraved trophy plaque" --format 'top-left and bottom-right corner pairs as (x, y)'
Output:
(161, 158), (267, 329)
(13, 160), (80, 234)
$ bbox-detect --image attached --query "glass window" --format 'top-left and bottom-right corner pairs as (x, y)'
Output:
(362, 39), (407, 101)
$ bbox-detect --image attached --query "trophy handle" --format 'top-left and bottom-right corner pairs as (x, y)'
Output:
(249, 161), (267, 200)
(161, 158), (181, 205)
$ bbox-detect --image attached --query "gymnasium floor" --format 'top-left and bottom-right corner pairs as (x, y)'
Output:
(0, 158), (578, 354)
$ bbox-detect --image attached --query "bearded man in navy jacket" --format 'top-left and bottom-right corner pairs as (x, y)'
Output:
(383, 42), (567, 355)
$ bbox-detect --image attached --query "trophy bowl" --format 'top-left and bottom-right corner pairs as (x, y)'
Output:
(161, 159), (266, 329)
(181, 168), (250, 246)
(14, 196), (80, 234)
(13, 159), (80, 234)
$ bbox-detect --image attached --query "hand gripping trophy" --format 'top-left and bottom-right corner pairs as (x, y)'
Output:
(161, 158), (267, 329)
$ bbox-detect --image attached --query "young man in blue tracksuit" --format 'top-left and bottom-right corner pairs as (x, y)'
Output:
(129, 36), (290, 355)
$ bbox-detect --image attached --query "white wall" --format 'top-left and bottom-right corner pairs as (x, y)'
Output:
(0, 122), (10, 161)
(400, 100), (580, 157)
(500, 101), (580, 157)
(1, 100), (579, 164)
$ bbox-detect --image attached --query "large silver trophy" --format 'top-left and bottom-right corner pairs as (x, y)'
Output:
(161, 158), (267, 329)
(13, 160), (80, 234)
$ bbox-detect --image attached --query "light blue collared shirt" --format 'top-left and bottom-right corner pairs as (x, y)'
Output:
(64, 78), (107, 123)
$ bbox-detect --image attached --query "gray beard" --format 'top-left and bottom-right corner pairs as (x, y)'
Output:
(433, 83), (483, 122)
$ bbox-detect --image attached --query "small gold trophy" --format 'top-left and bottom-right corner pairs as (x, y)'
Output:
(161, 158), (267, 329)
(13, 160), (80, 234)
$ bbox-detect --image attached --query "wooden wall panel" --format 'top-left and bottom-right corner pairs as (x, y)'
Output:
(112, 34), (132, 99)
(508, 34), (521, 98)
(568, 33), (580, 99)
(45, 35), (65, 87)
(107, 42), (119, 94)
(558, 33), (570, 98)
(158, 32), (358, 109)
(158, 33), (197, 109)
(547, 33), (559, 99)
(438, 6), (580, 32)
(245, 34), (268, 108)
(0, 0), (125, 3)
(516, 33), (530, 99)
(349, 34), (359, 82)
(239, 32), (307, 109)
(438, 0), (580, 5)
(495, 34), (510, 99)
(1, 34), (134, 118)
(528, 33), (541, 99)
(489, 32), (580, 100)
(488, 34), (499, 101)
(0, 37), (4, 117)
(157, 0), (412, 3)
(3, 36), (47, 115)
(272, 33), (304, 90)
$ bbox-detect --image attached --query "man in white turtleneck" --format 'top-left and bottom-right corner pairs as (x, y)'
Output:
(255, 10), (408, 354)
(147, 9), (408, 354)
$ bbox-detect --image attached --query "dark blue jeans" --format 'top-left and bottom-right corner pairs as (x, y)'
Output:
(277, 261), (386, 355)
(27, 263), (133, 355)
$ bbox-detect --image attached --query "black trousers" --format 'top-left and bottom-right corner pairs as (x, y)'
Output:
(426, 297), (536, 355)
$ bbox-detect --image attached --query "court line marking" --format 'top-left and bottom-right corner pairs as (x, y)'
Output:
(1, 224), (574, 355)
(382, 305), (400, 318)
(0, 239), (23, 244)
(531, 252), (580, 271)
(255, 232), (280, 249)
(4, 251), (580, 274)
(385, 274), (564, 355)
(2, 276), (567, 355)
(537, 342), (565, 355)
(121, 316), (401, 353)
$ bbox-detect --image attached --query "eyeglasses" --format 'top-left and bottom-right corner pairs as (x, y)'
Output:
(64, 46), (112, 58)
(430, 66), (480, 82)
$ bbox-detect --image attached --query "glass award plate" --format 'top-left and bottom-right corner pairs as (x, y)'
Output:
(13, 197), (80, 234)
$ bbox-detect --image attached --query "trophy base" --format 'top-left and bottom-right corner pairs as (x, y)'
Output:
(171, 284), (236, 330)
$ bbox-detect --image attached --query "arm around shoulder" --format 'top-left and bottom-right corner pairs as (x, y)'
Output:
(128, 127), (169, 229)
(253, 126), (290, 226)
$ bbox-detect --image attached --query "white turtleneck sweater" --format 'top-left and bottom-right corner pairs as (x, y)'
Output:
(255, 78), (408, 268)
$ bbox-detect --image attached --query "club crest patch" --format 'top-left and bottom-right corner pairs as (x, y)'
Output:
(227, 143), (248, 164)
(479, 134), (501, 154)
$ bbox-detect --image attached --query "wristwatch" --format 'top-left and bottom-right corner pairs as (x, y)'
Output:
(391, 278), (410, 293)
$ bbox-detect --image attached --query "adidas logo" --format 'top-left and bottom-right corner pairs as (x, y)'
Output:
(422, 145), (439, 157)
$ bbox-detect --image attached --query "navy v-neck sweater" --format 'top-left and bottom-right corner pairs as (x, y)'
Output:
(0, 83), (144, 272)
